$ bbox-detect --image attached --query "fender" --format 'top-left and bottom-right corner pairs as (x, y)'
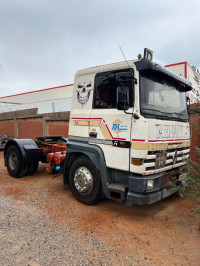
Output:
(63, 139), (111, 199)
(4, 139), (41, 166)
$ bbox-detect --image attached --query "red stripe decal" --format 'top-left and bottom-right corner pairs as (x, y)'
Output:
(71, 117), (103, 120)
(148, 140), (163, 143)
(184, 62), (187, 79)
(132, 139), (145, 142)
(165, 62), (187, 68)
(105, 123), (112, 136)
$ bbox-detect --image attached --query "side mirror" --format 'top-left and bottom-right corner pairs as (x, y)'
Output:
(186, 96), (190, 117)
(117, 86), (129, 111)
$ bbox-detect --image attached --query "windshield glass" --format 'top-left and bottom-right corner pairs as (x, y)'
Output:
(140, 70), (188, 121)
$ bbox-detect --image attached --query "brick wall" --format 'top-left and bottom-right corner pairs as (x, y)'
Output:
(190, 113), (200, 162)
(18, 118), (43, 139)
(0, 109), (70, 140)
(47, 121), (69, 137)
(0, 120), (14, 138)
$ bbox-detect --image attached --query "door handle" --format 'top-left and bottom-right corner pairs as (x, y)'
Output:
(89, 132), (97, 138)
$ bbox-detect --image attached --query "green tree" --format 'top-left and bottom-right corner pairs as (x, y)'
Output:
(183, 104), (200, 213)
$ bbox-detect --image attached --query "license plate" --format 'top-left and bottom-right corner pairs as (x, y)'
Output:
(155, 152), (167, 169)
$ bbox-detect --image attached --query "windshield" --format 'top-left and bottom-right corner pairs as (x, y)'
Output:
(140, 70), (188, 121)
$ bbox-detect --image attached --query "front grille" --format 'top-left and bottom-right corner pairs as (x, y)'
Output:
(144, 146), (189, 172)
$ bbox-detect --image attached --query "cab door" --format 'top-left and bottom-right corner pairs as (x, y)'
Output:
(89, 69), (134, 171)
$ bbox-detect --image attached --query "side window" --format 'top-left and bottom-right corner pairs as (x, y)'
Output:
(93, 70), (133, 109)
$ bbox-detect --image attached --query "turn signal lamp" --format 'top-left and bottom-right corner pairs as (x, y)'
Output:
(46, 165), (52, 175)
(46, 153), (54, 163)
(54, 154), (65, 165)
(42, 146), (47, 153)
(131, 158), (143, 166)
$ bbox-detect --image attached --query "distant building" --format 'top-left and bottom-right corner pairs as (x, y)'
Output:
(165, 62), (200, 103)
(0, 84), (73, 114)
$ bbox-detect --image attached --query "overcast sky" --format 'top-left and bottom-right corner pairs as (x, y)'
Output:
(0, 0), (199, 97)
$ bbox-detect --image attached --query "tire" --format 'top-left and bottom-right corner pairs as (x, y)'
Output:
(5, 145), (24, 178)
(69, 156), (101, 205)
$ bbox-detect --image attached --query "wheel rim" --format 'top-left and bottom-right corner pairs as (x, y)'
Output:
(8, 151), (18, 171)
(74, 167), (93, 195)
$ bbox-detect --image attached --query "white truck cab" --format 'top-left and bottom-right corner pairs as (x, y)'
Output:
(64, 49), (192, 205)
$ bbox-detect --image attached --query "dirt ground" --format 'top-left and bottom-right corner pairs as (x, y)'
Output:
(0, 151), (199, 265)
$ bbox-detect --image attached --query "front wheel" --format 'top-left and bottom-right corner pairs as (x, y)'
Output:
(69, 156), (101, 205)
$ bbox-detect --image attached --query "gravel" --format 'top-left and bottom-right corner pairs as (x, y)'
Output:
(0, 195), (139, 266)
(1, 153), (199, 265)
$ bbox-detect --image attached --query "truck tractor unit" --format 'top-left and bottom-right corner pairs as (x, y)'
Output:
(4, 48), (192, 206)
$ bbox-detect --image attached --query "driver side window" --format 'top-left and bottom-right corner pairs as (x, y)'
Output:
(93, 70), (133, 109)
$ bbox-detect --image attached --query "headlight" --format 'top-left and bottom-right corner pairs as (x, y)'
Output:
(147, 180), (154, 191)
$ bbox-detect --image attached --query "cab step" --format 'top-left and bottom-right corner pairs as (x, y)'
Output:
(108, 183), (128, 202)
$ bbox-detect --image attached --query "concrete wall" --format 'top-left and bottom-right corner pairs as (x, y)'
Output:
(0, 108), (70, 139)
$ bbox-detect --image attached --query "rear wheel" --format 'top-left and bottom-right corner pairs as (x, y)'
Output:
(69, 156), (101, 205)
(5, 145), (39, 178)
(5, 145), (23, 178)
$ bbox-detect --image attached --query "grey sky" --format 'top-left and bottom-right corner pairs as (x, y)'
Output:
(0, 0), (199, 97)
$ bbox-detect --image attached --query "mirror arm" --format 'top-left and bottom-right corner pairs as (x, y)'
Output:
(123, 110), (140, 119)
(124, 110), (132, 115)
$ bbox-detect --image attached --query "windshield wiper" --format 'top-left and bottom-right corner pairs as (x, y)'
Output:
(141, 108), (170, 120)
(168, 112), (188, 121)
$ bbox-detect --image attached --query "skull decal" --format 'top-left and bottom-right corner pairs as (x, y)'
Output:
(76, 81), (92, 105)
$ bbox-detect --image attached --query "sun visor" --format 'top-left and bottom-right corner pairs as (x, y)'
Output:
(134, 60), (192, 92)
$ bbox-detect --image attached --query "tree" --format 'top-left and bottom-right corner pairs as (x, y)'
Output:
(180, 104), (200, 214)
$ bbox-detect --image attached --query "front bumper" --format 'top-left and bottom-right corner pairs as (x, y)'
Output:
(126, 165), (187, 205)
(126, 186), (179, 205)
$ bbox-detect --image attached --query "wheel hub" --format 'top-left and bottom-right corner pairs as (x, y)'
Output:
(74, 167), (93, 195)
(8, 151), (18, 170)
